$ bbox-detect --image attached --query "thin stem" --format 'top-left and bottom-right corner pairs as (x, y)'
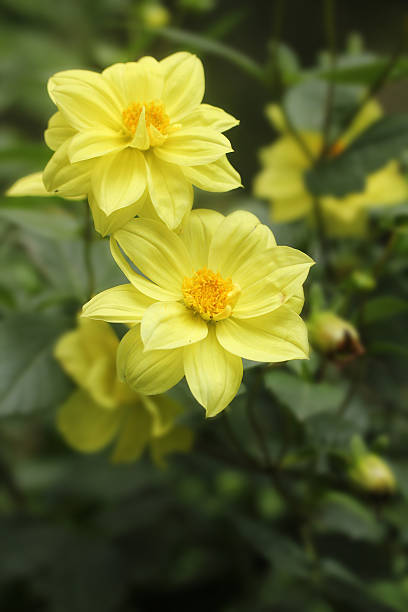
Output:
(84, 204), (95, 300)
(268, 0), (286, 98)
(319, 0), (337, 159)
(221, 411), (259, 469)
(0, 453), (26, 509)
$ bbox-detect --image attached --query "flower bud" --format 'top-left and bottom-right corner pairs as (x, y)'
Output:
(308, 311), (364, 362)
(348, 453), (396, 495)
(142, 3), (169, 28)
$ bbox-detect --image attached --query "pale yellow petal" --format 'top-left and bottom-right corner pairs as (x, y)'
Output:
(150, 426), (193, 468)
(103, 60), (163, 107)
(143, 394), (183, 437)
(253, 164), (305, 200)
(342, 100), (382, 146)
(161, 52), (204, 121)
(57, 390), (121, 453)
(155, 128), (232, 166)
(44, 111), (76, 151)
(286, 287), (304, 314)
(68, 129), (128, 163)
(271, 194), (312, 222)
(89, 190), (146, 236)
(183, 325), (242, 417)
(117, 325), (184, 395)
(111, 403), (152, 463)
(91, 148), (146, 214)
(130, 106), (150, 150)
(114, 217), (192, 294)
(363, 161), (408, 206)
(208, 210), (276, 278)
(110, 237), (179, 301)
(82, 284), (153, 323)
(6, 172), (49, 197)
(216, 305), (309, 362)
(54, 318), (121, 409)
(182, 156), (241, 192)
(179, 208), (224, 269)
(145, 151), (194, 229)
(141, 302), (208, 350)
(181, 104), (239, 132)
(48, 69), (123, 131)
(43, 139), (94, 196)
(265, 104), (287, 131)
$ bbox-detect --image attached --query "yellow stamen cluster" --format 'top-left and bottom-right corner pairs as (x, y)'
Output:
(182, 267), (240, 321)
(122, 100), (170, 136)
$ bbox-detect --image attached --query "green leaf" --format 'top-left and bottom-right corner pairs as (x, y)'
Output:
(318, 55), (408, 85)
(363, 296), (408, 324)
(264, 370), (345, 420)
(0, 313), (72, 416)
(0, 206), (80, 239)
(315, 491), (384, 542)
(306, 114), (408, 198)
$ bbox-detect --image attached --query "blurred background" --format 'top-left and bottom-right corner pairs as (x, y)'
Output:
(2, 1), (408, 611)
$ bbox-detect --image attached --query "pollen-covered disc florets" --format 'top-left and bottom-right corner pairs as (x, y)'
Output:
(182, 267), (241, 321)
(122, 100), (170, 146)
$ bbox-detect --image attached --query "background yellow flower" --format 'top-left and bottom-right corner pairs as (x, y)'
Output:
(254, 101), (408, 235)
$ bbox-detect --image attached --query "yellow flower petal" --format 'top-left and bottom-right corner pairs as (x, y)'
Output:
(48, 69), (123, 131)
(181, 103), (239, 132)
(155, 128), (232, 166)
(179, 208), (224, 269)
(143, 394), (183, 437)
(208, 210), (276, 278)
(286, 287), (304, 315)
(342, 100), (382, 146)
(271, 194), (312, 222)
(183, 325), (243, 417)
(91, 148), (146, 215)
(6, 172), (49, 197)
(57, 389), (121, 453)
(44, 111), (76, 151)
(68, 129), (128, 163)
(141, 302), (208, 350)
(103, 60), (163, 107)
(43, 139), (94, 196)
(253, 164), (305, 200)
(216, 305), (309, 362)
(117, 325), (184, 395)
(150, 426), (194, 468)
(110, 237), (179, 301)
(82, 284), (153, 323)
(145, 151), (193, 229)
(161, 52), (204, 121)
(89, 190), (146, 236)
(182, 155), (241, 192)
(114, 217), (193, 294)
(266, 246), (315, 296)
(111, 403), (152, 463)
(55, 318), (121, 409)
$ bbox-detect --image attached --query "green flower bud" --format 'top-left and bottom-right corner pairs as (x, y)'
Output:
(308, 311), (364, 361)
(142, 3), (170, 28)
(348, 453), (396, 495)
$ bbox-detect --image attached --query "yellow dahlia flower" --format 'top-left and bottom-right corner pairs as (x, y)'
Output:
(55, 318), (193, 465)
(40, 52), (240, 235)
(82, 209), (314, 417)
(254, 101), (407, 236)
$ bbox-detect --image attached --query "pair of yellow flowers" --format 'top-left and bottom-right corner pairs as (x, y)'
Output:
(9, 51), (314, 424)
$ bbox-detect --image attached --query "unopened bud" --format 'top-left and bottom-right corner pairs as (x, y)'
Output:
(349, 453), (396, 495)
(142, 4), (169, 28)
(308, 311), (364, 362)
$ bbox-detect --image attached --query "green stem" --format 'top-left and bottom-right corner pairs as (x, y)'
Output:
(84, 204), (95, 300)
(0, 452), (25, 509)
(319, 0), (337, 159)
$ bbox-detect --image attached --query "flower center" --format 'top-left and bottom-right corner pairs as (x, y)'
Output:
(122, 100), (170, 146)
(328, 139), (346, 158)
(182, 267), (241, 321)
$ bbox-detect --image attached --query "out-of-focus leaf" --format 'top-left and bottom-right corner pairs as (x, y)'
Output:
(367, 342), (408, 359)
(283, 78), (361, 133)
(264, 370), (345, 420)
(305, 412), (364, 452)
(371, 579), (408, 611)
(0, 313), (72, 416)
(232, 514), (310, 577)
(0, 206), (80, 239)
(306, 114), (408, 198)
(318, 55), (408, 85)
(315, 491), (384, 542)
(362, 296), (408, 324)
